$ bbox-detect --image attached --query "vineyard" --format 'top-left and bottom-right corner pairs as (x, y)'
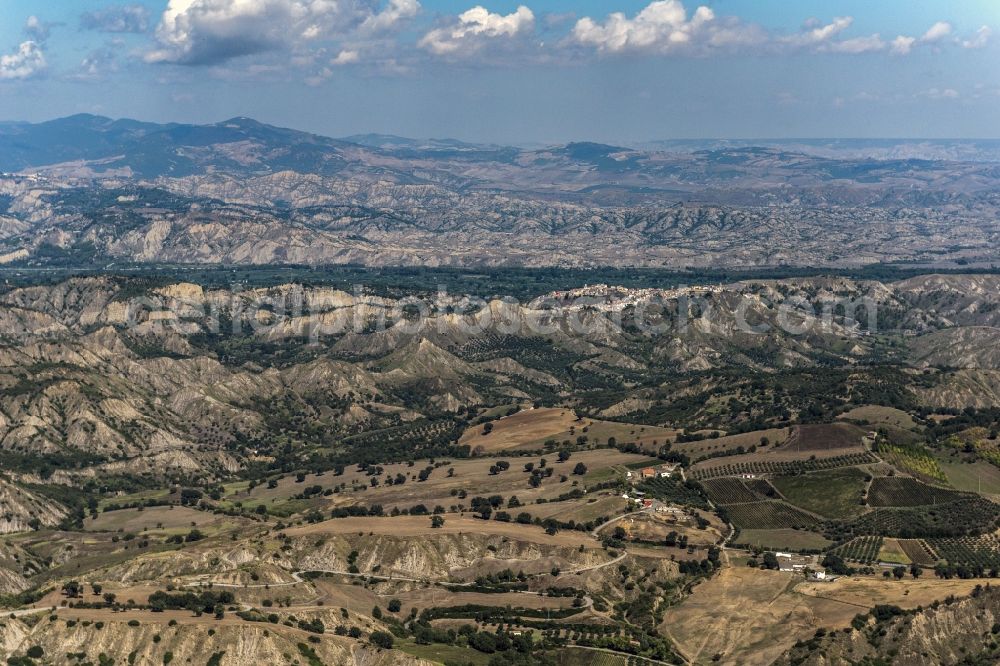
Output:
(778, 423), (865, 452)
(927, 533), (1000, 571)
(876, 443), (948, 483)
(690, 452), (877, 480)
(831, 536), (883, 563)
(829, 497), (1000, 540)
(899, 539), (939, 566)
(701, 477), (777, 505)
(723, 500), (820, 530)
(867, 476), (968, 507)
(637, 476), (709, 509)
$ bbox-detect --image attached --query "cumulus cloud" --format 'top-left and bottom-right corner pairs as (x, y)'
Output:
(890, 35), (916, 55)
(821, 34), (885, 54)
(0, 41), (47, 80)
(569, 4), (893, 57)
(791, 16), (853, 46)
(81, 4), (151, 33)
(921, 21), (952, 43)
(360, 0), (420, 34)
(145, 0), (374, 65)
(24, 16), (52, 43)
(571, 1), (718, 54)
(961, 25), (992, 49)
(419, 5), (535, 56)
(332, 49), (360, 65)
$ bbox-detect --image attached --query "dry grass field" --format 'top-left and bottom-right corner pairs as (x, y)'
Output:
(223, 448), (651, 516)
(84, 506), (235, 534)
(838, 405), (919, 430)
(662, 568), (985, 665)
(661, 568), (850, 665)
(458, 408), (675, 453)
(282, 515), (601, 550)
(599, 512), (724, 547)
(460, 408), (580, 452)
(794, 576), (984, 610)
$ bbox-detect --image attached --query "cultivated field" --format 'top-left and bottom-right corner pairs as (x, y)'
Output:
(724, 501), (820, 530)
(689, 448), (875, 480)
(733, 529), (832, 552)
(776, 423), (867, 454)
(867, 476), (968, 507)
(939, 459), (1000, 496)
(672, 428), (791, 461)
(770, 467), (869, 519)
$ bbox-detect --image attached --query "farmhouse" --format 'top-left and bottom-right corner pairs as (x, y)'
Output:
(640, 467), (656, 479)
(658, 463), (679, 477)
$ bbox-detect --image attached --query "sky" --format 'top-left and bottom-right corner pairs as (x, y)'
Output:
(0, 0), (998, 144)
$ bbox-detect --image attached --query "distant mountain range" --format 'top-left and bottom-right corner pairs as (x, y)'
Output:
(0, 115), (997, 268)
(4, 115), (1000, 176)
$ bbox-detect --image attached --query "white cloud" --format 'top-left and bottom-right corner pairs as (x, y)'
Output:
(81, 4), (151, 33)
(145, 0), (374, 65)
(961, 25), (992, 49)
(72, 44), (123, 80)
(569, 4), (898, 57)
(419, 5), (535, 56)
(332, 49), (360, 65)
(0, 41), (46, 80)
(24, 16), (52, 43)
(921, 21), (952, 43)
(919, 87), (959, 100)
(571, 1), (718, 54)
(820, 34), (885, 54)
(890, 35), (915, 55)
(793, 16), (853, 46)
(361, 0), (420, 33)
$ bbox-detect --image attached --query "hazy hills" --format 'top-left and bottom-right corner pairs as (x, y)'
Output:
(0, 115), (998, 268)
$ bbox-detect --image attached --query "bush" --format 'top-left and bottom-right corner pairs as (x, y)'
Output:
(370, 631), (394, 649)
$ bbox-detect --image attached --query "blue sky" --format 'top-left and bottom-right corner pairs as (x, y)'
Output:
(0, 1), (998, 143)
